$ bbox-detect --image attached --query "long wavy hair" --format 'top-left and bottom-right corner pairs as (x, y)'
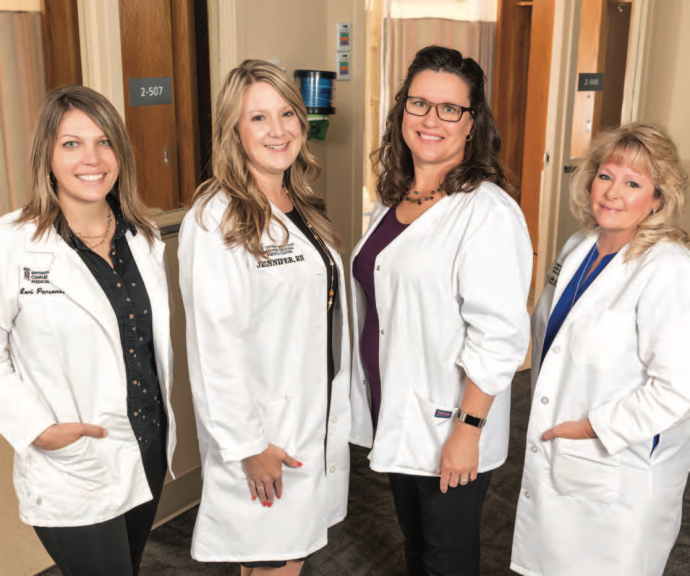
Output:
(374, 45), (513, 206)
(570, 123), (689, 261)
(16, 85), (156, 244)
(192, 60), (341, 257)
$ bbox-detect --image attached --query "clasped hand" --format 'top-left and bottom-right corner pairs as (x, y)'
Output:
(32, 423), (108, 451)
(242, 444), (302, 507)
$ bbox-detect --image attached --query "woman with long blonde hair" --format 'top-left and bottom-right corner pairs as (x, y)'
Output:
(178, 60), (351, 575)
(0, 84), (176, 576)
(512, 123), (690, 576)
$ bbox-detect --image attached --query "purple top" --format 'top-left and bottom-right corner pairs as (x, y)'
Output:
(352, 208), (408, 429)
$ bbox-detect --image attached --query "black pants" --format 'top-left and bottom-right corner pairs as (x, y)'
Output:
(34, 429), (168, 576)
(388, 471), (492, 576)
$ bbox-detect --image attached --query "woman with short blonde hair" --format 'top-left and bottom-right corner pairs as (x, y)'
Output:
(512, 123), (690, 576)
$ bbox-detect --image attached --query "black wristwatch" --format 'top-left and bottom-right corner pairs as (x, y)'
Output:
(457, 410), (487, 429)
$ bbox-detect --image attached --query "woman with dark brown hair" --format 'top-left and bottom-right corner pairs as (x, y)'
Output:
(0, 84), (176, 576)
(349, 45), (532, 575)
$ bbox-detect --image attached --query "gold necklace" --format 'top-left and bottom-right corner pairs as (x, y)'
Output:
(284, 187), (335, 309)
(295, 209), (335, 310)
(74, 204), (113, 249)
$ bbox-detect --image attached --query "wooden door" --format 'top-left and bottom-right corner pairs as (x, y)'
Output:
(493, 0), (555, 287)
(119, 0), (180, 211)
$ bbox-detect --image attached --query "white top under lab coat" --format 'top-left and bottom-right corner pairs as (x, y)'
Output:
(511, 231), (690, 576)
(0, 210), (177, 527)
(350, 182), (532, 475)
(178, 193), (351, 562)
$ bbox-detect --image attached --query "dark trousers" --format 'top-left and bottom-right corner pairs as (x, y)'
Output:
(34, 429), (167, 576)
(388, 471), (492, 576)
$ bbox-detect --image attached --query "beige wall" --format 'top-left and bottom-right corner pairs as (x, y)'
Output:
(234, 0), (366, 262)
(634, 0), (690, 228)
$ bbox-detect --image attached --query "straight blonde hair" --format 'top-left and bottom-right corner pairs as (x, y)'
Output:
(570, 123), (689, 260)
(17, 85), (156, 245)
(192, 59), (342, 257)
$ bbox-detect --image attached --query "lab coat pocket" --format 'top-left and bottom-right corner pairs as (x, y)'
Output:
(569, 312), (633, 369)
(551, 437), (621, 504)
(30, 436), (109, 494)
(395, 391), (458, 474)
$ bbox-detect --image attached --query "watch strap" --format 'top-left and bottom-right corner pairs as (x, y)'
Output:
(457, 409), (486, 429)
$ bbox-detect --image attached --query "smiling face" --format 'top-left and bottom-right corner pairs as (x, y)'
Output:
(236, 81), (302, 182)
(51, 109), (119, 206)
(402, 70), (474, 173)
(590, 160), (660, 245)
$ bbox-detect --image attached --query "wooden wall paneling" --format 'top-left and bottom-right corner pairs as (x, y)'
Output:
(599, 0), (632, 129)
(492, 1), (532, 202)
(171, 0), (201, 206)
(118, 0), (179, 211)
(363, 0), (384, 204)
(520, 0), (555, 279)
(40, 0), (82, 90)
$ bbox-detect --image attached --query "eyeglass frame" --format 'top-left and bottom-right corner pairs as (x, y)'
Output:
(404, 96), (475, 123)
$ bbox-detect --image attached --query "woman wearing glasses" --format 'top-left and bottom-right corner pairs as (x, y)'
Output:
(349, 45), (532, 575)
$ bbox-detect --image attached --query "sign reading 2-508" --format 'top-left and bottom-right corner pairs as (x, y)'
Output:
(128, 77), (173, 107)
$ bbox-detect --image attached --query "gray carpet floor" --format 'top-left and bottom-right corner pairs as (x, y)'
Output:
(44, 370), (690, 575)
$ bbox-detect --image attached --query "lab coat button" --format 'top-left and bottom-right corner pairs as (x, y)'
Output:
(552, 346), (561, 353)
(36, 497), (42, 506)
(329, 466), (336, 473)
(380, 329), (385, 335)
(376, 265), (381, 271)
(540, 396), (549, 405)
(332, 416), (339, 423)
(524, 491), (531, 499)
(531, 445), (538, 453)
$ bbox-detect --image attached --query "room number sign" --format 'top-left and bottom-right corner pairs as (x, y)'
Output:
(577, 73), (604, 92)
(128, 77), (173, 107)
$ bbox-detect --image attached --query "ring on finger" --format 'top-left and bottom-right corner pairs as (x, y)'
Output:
(256, 484), (265, 490)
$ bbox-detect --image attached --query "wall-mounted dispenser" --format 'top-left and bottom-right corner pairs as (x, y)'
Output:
(294, 70), (336, 141)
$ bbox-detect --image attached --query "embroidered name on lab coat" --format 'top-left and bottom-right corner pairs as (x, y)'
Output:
(548, 263), (562, 286)
(257, 243), (305, 268)
(434, 409), (452, 419)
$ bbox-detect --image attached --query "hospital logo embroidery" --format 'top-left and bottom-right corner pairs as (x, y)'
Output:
(434, 409), (452, 419)
(20, 267), (64, 295)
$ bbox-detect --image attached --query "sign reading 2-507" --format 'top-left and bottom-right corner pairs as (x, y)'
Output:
(128, 77), (173, 107)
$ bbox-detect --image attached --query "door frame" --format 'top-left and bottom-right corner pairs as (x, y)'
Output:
(535, 0), (649, 300)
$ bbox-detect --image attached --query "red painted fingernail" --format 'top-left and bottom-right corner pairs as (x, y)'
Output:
(267, 502), (273, 508)
(262, 501), (266, 507)
(277, 495), (281, 499)
(252, 496), (256, 501)
(297, 461), (303, 467)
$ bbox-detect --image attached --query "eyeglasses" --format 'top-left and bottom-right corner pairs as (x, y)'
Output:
(404, 97), (474, 122)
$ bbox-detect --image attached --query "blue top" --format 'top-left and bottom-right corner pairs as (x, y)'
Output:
(540, 242), (616, 369)
(539, 242), (659, 454)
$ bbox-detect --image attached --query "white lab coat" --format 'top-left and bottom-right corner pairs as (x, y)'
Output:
(350, 182), (532, 475)
(178, 193), (351, 562)
(0, 210), (176, 527)
(511, 231), (690, 576)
